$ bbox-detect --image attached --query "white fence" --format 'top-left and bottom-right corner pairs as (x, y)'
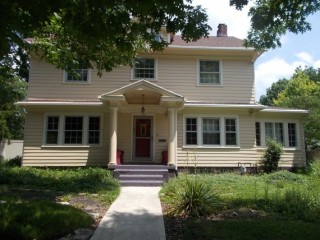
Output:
(0, 140), (24, 160)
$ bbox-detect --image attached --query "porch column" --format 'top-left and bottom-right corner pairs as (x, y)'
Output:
(168, 108), (176, 165)
(109, 107), (118, 166)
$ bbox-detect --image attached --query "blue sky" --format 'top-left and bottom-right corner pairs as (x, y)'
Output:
(193, 0), (320, 101)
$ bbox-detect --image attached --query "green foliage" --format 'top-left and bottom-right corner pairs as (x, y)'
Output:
(0, 166), (120, 203)
(265, 170), (304, 183)
(274, 68), (320, 145)
(1, 0), (211, 75)
(262, 139), (283, 173)
(259, 78), (289, 106)
(161, 175), (222, 217)
(4, 156), (23, 167)
(0, 201), (93, 240)
(308, 160), (320, 178)
(240, 0), (320, 50)
(0, 46), (28, 141)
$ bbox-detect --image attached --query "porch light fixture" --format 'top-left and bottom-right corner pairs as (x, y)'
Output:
(141, 94), (145, 113)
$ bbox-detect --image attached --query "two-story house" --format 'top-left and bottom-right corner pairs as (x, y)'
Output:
(17, 24), (307, 170)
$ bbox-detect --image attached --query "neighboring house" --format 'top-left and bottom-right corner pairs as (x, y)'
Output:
(17, 24), (308, 170)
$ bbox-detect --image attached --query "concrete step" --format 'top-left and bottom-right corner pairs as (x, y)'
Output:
(115, 165), (168, 170)
(119, 174), (164, 181)
(119, 180), (164, 187)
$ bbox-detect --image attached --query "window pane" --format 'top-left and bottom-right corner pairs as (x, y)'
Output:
(255, 122), (261, 146)
(66, 69), (88, 82)
(288, 123), (297, 147)
(199, 61), (220, 84)
(46, 116), (59, 144)
(186, 118), (197, 145)
(202, 118), (220, 145)
(225, 118), (237, 145)
(265, 122), (273, 139)
(88, 117), (100, 144)
(134, 58), (155, 79)
(275, 123), (284, 144)
(64, 117), (83, 144)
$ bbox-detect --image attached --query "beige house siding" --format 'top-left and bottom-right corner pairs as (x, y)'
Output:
(28, 56), (255, 104)
(176, 109), (306, 168)
(22, 110), (110, 166)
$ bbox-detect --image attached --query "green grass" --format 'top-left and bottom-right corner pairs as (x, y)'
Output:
(161, 161), (320, 239)
(0, 165), (120, 239)
(0, 201), (93, 240)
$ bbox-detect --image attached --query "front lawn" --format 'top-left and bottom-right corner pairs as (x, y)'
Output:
(161, 162), (320, 240)
(0, 165), (120, 240)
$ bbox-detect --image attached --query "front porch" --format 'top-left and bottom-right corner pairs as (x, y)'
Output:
(98, 80), (185, 169)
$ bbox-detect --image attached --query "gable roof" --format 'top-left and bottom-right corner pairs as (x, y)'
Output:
(170, 35), (246, 48)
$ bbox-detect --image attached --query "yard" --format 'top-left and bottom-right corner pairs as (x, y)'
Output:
(0, 162), (120, 240)
(160, 161), (320, 240)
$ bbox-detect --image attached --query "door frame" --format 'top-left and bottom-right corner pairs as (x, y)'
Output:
(132, 116), (154, 162)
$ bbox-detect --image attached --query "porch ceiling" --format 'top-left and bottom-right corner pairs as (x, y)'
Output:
(124, 90), (162, 105)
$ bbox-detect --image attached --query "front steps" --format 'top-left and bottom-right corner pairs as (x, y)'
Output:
(113, 165), (169, 187)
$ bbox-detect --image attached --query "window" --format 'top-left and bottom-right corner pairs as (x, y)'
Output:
(64, 117), (83, 144)
(202, 118), (220, 145)
(255, 122), (261, 146)
(199, 60), (220, 85)
(256, 121), (299, 148)
(225, 118), (237, 145)
(88, 117), (100, 144)
(265, 122), (284, 144)
(44, 115), (101, 146)
(186, 118), (197, 145)
(288, 123), (297, 147)
(65, 63), (89, 82)
(133, 58), (155, 80)
(185, 116), (238, 147)
(46, 116), (59, 144)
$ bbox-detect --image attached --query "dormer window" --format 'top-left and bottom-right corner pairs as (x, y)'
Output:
(198, 60), (221, 85)
(132, 58), (156, 80)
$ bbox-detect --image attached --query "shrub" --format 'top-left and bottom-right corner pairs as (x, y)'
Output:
(5, 156), (22, 167)
(262, 139), (283, 173)
(162, 175), (222, 217)
(308, 160), (320, 178)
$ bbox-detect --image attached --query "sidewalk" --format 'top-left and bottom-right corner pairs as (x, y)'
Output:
(90, 187), (166, 240)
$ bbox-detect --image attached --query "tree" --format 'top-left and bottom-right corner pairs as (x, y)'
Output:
(259, 78), (289, 106)
(274, 69), (320, 146)
(231, 0), (320, 50)
(1, 0), (211, 74)
(0, 45), (28, 141)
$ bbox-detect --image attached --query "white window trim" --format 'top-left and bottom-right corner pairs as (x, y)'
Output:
(42, 113), (103, 147)
(131, 57), (158, 81)
(197, 59), (223, 86)
(183, 114), (239, 148)
(62, 69), (91, 84)
(257, 120), (300, 150)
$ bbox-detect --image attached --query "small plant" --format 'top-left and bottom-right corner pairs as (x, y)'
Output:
(262, 138), (283, 173)
(5, 156), (22, 167)
(163, 176), (222, 217)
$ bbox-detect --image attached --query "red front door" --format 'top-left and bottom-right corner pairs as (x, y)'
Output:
(134, 118), (152, 160)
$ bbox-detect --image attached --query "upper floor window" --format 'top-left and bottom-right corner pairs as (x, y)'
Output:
(133, 58), (156, 80)
(198, 60), (220, 85)
(64, 63), (89, 83)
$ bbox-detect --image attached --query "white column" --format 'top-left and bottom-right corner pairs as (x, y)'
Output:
(168, 108), (176, 165)
(109, 107), (118, 166)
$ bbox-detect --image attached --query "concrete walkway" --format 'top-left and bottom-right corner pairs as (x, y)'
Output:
(90, 187), (166, 240)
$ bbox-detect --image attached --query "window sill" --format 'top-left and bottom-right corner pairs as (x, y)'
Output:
(197, 84), (222, 87)
(256, 147), (301, 151)
(62, 81), (91, 85)
(41, 145), (102, 148)
(130, 78), (157, 82)
(182, 145), (240, 149)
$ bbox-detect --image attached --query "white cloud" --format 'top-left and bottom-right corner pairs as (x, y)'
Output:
(296, 52), (314, 64)
(192, 0), (252, 38)
(255, 53), (320, 100)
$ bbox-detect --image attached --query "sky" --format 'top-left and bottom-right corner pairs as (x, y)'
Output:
(192, 0), (320, 101)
